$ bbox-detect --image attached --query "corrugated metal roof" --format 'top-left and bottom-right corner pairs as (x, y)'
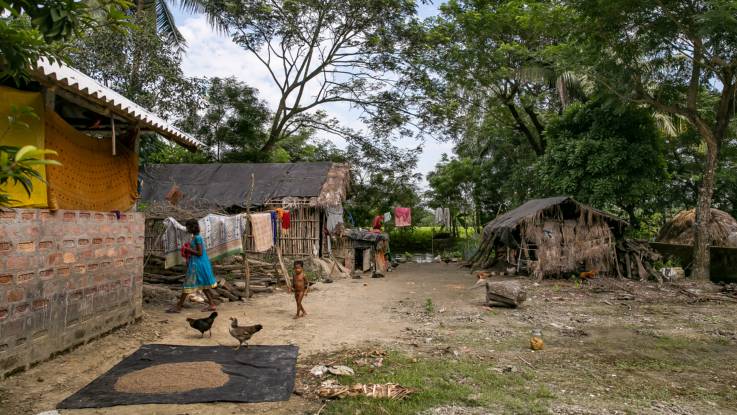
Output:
(32, 58), (204, 150)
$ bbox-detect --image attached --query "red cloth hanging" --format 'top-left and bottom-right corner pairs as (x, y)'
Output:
(372, 215), (384, 230)
(281, 210), (291, 229)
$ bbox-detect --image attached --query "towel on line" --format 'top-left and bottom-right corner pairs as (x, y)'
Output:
(250, 212), (274, 252)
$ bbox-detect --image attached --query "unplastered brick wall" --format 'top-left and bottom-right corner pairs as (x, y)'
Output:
(0, 209), (144, 377)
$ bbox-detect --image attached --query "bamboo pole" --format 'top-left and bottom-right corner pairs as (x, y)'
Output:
(242, 173), (255, 299)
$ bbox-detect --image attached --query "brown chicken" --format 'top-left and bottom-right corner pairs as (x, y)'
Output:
(579, 269), (599, 280)
(229, 317), (263, 350)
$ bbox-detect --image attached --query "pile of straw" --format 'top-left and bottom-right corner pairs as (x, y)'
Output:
(657, 208), (737, 247)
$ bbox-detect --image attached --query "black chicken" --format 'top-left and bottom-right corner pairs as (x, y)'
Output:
(187, 312), (218, 338)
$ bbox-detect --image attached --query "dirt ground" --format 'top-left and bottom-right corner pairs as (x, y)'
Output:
(1, 263), (736, 415)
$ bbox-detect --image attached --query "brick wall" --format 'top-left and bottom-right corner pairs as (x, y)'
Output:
(0, 209), (144, 377)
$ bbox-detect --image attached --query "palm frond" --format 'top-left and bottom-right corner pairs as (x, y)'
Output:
(156, 0), (187, 51)
(173, 0), (229, 35)
(653, 112), (689, 137)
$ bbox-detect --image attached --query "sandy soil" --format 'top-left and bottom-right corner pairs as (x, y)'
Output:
(1, 263), (736, 415)
(0, 263), (470, 415)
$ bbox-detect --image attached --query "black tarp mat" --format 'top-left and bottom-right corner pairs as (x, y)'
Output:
(57, 344), (299, 409)
(139, 162), (335, 208)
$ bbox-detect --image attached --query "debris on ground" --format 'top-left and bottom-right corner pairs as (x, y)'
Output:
(317, 379), (414, 399)
(310, 365), (354, 377)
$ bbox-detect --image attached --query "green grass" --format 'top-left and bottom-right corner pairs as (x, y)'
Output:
(389, 227), (480, 256)
(322, 351), (554, 415)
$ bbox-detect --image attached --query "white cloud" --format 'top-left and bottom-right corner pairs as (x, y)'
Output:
(177, 14), (441, 188)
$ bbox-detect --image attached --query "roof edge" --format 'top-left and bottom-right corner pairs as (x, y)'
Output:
(32, 58), (205, 151)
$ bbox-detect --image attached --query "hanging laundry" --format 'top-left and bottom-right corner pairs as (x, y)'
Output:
(162, 214), (246, 269)
(443, 207), (451, 228)
(270, 211), (278, 243)
(281, 210), (291, 229)
(326, 205), (344, 233)
(162, 217), (189, 269)
(347, 211), (356, 227)
(250, 212), (274, 252)
(199, 214), (245, 262)
(372, 215), (384, 230)
(394, 207), (411, 227)
(383, 212), (392, 223)
(434, 207), (443, 224)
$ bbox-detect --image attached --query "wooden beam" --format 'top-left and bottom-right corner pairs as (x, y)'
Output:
(43, 86), (56, 113)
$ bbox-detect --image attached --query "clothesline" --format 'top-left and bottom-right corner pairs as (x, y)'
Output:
(161, 208), (293, 269)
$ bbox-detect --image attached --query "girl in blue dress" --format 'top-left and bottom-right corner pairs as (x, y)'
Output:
(167, 219), (218, 313)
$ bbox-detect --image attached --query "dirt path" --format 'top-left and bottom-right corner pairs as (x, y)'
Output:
(2, 263), (736, 415)
(0, 263), (473, 415)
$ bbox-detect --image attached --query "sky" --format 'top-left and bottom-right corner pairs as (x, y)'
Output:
(171, 2), (452, 187)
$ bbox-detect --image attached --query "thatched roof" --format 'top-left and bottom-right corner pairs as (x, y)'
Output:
(657, 208), (737, 247)
(139, 162), (350, 210)
(485, 196), (626, 237)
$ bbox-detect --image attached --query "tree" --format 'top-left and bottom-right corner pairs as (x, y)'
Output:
(401, 0), (580, 155)
(1, 0), (128, 81)
(199, 0), (418, 155)
(176, 77), (271, 161)
(537, 99), (668, 226)
(426, 156), (479, 235)
(567, 0), (737, 279)
(343, 137), (423, 227)
(70, 11), (202, 116)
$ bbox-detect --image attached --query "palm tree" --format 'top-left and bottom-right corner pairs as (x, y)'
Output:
(134, 0), (212, 52)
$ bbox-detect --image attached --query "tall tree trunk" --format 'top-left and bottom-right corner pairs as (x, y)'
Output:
(692, 138), (718, 280)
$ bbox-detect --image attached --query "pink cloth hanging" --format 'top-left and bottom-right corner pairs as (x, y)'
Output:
(394, 207), (411, 227)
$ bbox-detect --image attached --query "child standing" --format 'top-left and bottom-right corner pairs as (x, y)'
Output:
(167, 219), (218, 313)
(292, 260), (308, 318)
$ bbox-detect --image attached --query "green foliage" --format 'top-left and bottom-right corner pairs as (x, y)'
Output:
(0, 0), (130, 82)
(424, 298), (434, 314)
(0, 145), (61, 206)
(0, 105), (61, 206)
(176, 76), (271, 162)
(537, 99), (668, 225)
(69, 10), (200, 117)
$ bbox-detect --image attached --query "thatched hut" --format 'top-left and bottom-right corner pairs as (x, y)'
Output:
(657, 208), (737, 248)
(470, 196), (627, 279)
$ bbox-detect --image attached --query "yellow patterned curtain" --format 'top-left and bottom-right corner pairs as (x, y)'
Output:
(0, 86), (47, 207)
(45, 111), (138, 211)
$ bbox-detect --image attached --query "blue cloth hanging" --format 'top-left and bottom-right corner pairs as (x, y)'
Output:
(270, 211), (278, 244)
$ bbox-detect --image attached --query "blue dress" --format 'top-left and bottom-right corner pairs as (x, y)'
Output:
(183, 235), (217, 293)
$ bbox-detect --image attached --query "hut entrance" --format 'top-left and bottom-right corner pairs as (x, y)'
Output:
(355, 248), (371, 272)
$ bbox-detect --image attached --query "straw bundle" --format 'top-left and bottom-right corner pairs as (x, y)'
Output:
(657, 208), (737, 247)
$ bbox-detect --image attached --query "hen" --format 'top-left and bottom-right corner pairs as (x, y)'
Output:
(187, 312), (218, 338)
(229, 317), (263, 350)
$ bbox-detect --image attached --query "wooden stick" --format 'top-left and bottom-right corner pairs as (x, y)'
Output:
(243, 173), (255, 299)
(276, 245), (293, 291)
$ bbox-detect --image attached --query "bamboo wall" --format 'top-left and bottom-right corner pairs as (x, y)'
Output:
(244, 205), (321, 257)
(144, 205), (325, 260)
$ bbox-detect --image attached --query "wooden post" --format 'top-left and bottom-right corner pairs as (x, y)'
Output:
(111, 116), (116, 156)
(276, 245), (292, 291)
(43, 86), (56, 113)
(242, 173), (255, 299)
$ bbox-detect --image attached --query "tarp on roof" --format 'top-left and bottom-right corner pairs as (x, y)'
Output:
(139, 162), (337, 208)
